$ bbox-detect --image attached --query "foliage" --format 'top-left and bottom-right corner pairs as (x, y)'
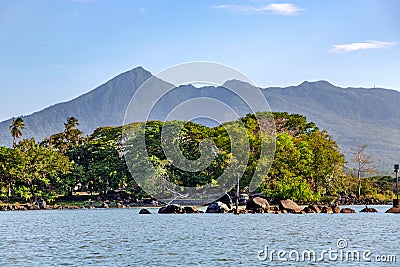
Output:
(1, 112), (374, 203)
(8, 117), (25, 147)
(1, 139), (71, 201)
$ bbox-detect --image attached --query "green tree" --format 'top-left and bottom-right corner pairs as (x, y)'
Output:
(8, 117), (26, 147)
(0, 146), (14, 199)
(42, 117), (83, 153)
(307, 130), (345, 194)
(67, 126), (130, 195)
(64, 117), (83, 146)
(11, 139), (71, 202)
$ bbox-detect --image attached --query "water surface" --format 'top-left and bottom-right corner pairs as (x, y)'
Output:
(0, 205), (399, 266)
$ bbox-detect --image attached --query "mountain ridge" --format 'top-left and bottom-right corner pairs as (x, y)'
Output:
(1, 66), (399, 173)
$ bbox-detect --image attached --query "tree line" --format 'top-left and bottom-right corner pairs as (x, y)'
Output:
(0, 112), (395, 203)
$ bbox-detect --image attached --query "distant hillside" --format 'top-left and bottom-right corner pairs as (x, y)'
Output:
(0, 66), (152, 146)
(262, 81), (400, 172)
(1, 67), (399, 173)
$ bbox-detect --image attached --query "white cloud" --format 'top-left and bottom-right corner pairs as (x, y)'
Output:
(258, 3), (303, 15)
(212, 3), (303, 15)
(330, 40), (397, 53)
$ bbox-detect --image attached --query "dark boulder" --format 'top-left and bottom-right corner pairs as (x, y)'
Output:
(37, 198), (47, 209)
(216, 193), (233, 210)
(385, 207), (400, 213)
(139, 208), (152, 214)
(360, 206), (378, 213)
(158, 204), (183, 214)
(246, 197), (270, 213)
(340, 208), (356, 213)
(321, 206), (333, 214)
(205, 202), (230, 213)
(183, 206), (200, 214)
(303, 206), (315, 213)
(279, 199), (302, 213)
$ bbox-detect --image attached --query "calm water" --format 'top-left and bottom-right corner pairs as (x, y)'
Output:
(0, 205), (399, 266)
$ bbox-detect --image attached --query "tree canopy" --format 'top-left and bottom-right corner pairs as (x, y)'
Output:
(1, 112), (376, 203)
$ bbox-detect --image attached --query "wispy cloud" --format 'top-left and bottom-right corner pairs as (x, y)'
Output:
(330, 40), (397, 53)
(259, 3), (303, 15)
(212, 3), (303, 15)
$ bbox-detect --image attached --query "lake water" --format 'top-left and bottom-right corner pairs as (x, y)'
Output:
(0, 205), (399, 266)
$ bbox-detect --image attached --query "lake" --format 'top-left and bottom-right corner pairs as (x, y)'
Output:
(0, 205), (399, 266)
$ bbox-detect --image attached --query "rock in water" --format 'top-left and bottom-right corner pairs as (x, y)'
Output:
(37, 198), (47, 209)
(279, 199), (302, 213)
(205, 202), (230, 213)
(385, 207), (400, 213)
(340, 208), (356, 213)
(246, 197), (270, 213)
(139, 208), (152, 214)
(303, 206), (315, 213)
(217, 193), (233, 210)
(321, 206), (333, 214)
(331, 205), (341, 213)
(158, 204), (183, 214)
(183, 206), (199, 214)
(310, 204), (321, 213)
(360, 206), (378, 213)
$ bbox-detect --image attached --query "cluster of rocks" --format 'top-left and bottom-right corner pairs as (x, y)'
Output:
(0, 198), (136, 211)
(160, 205), (202, 214)
(242, 198), (358, 214)
(143, 198), (365, 215)
(0, 203), (82, 211)
(246, 198), (357, 214)
(138, 205), (203, 214)
(336, 191), (388, 205)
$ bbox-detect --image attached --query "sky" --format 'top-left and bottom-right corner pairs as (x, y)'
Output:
(0, 0), (399, 121)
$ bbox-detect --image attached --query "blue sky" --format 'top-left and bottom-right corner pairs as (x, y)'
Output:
(1, 0), (399, 121)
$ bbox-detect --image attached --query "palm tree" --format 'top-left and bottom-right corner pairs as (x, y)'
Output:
(64, 117), (82, 147)
(8, 117), (26, 147)
(64, 117), (79, 132)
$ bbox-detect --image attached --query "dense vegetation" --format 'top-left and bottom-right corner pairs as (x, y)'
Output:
(0, 112), (396, 203)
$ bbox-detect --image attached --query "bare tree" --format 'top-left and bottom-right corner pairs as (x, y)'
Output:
(351, 145), (374, 197)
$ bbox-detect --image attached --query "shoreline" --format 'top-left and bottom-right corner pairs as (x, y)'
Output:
(0, 202), (396, 212)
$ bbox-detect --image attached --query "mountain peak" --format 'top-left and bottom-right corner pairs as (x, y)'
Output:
(222, 79), (255, 88)
(299, 80), (335, 88)
(127, 66), (152, 76)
